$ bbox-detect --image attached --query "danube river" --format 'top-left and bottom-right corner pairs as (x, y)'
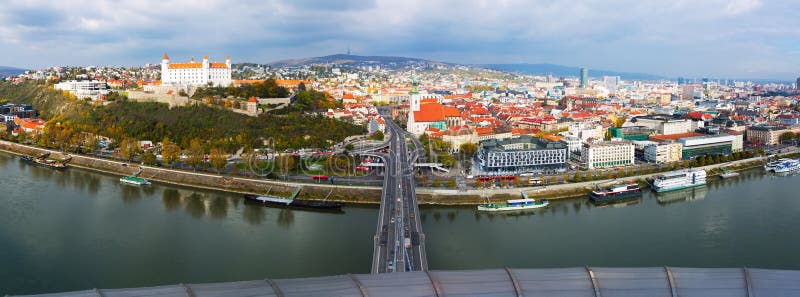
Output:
(2, 151), (800, 294)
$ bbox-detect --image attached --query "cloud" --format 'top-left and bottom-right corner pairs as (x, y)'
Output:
(0, 0), (796, 79)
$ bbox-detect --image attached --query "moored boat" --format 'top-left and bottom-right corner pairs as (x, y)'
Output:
(20, 153), (70, 170)
(589, 182), (642, 203)
(243, 194), (344, 211)
(772, 159), (800, 174)
(120, 176), (151, 185)
(765, 159), (792, 172)
(650, 168), (706, 193)
(477, 191), (549, 212)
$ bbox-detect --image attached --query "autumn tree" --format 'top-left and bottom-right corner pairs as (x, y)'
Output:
(275, 155), (298, 176)
(161, 138), (181, 168)
(119, 138), (140, 162)
(210, 147), (228, 174)
(186, 138), (205, 170)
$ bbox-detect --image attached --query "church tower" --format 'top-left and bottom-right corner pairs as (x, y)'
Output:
(409, 71), (421, 112)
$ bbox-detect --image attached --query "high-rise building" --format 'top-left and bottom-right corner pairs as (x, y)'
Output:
(796, 76), (800, 89)
(602, 76), (620, 94)
(579, 67), (588, 88)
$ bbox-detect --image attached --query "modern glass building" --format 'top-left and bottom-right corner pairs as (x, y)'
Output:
(477, 135), (567, 173)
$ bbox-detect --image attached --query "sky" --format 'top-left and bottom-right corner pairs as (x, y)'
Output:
(0, 0), (798, 80)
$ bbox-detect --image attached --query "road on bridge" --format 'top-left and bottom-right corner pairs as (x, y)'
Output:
(372, 114), (428, 273)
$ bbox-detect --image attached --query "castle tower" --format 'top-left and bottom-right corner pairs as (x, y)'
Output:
(225, 56), (231, 68)
(161, 53), (170, 84)
(202, 56), (210, 85)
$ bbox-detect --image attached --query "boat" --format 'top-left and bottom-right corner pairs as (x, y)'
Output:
(589, 182), (642, 203)
(718, 166), (740, 179)
(120, 167), (150, 185)
(243, 194), (344, 211)
(477, 191), (549, 212)
(20, 153), (71, 170)
(772, 159), (800, 174)
(650, 168), (706, 193)
(765, 159), (792, 172)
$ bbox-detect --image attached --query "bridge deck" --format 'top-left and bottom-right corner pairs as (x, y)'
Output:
(14, 267), (800, 297)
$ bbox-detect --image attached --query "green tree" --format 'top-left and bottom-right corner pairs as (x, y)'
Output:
(573, 172), (582, 182)
(141, 151), (158, 165)
(432, 179), (442, 187)
(447, 179), (457, 188)
(370, 130), (384, 141)
(275, 155), (297, 175)
(459, 142), (478, 158)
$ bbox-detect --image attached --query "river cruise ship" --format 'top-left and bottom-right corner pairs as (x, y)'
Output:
(650, 168), (706, 193)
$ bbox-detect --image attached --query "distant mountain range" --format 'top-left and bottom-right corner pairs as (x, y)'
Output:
(269, 54), (448, 67)
(0, 66), (26, 78)
(480, 63), (667, 81)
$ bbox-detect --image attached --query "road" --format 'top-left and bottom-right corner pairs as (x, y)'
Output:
(372, 113), (428, 273)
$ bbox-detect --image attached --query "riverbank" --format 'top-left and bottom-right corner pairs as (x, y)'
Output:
(0, 140), (779, 205)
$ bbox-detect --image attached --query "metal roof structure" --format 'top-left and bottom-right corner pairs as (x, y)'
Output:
(10, 267), (800, 297)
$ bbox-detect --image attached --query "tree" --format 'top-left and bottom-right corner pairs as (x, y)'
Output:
(573, 172), (582, 182)
(370, 130), (384, 141)
(161, 138), (181, 168)
(432, 179), (441, 187)
(779, 132), (796, 144)
(275, 155), (297, 175)
(459, 142), (478, 160)
(119, 138), (140, 162)
(141, 151), (158, 165)
(210, 148), (228, 174)
(186, 138), (205, 170)
(447, 179), (457, 188)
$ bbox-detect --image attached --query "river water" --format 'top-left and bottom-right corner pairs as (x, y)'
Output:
(2, 152), (800, 294)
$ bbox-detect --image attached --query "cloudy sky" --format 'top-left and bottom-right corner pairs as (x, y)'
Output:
(0, 0), (797, 80)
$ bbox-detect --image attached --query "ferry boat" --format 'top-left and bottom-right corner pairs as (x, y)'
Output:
(120, 176), (151, 185)
(772, 159), (800, 174)
(765, 159), (793, 172)
(20, 153), (71, 170)
(477, 191), (549, 212)
(650, 168), (706, 193)
(243, 194), (344, 211)
(120, 167), (150, 185)
(589, 182), (642, 203)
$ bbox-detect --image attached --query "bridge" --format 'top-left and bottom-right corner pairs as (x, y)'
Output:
(15, 267), (800, 297)
(371, 116), (427, 273)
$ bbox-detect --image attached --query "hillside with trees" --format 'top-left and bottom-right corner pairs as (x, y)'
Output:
(1, 81), (365, 153)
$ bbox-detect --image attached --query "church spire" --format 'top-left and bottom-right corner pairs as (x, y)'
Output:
(410, 70), (419, 95)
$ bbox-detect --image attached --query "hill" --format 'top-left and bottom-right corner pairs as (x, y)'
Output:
(0, 66), (26, 78)
(479, 63), (667, 81)
(269, 54), (448, 67)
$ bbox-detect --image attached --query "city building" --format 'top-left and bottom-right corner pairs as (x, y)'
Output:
(582, 141), (635, 169)
(643, 142), (683, 163)
(747, 125), (800, 145)
(579, 67), (588, 88)
(608, 126), (655, 141)
(476, 135), (567, 173)
(53, 80), (110, 100)
(651, 132), (734, 159)
(160, 54), (231, 87)
(602, 76), (620, 94)
(634, 115), (693, 135)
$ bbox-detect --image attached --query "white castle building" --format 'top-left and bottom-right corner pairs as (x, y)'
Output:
(160, 54), (232, 87)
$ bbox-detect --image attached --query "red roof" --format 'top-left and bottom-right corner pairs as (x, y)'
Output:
(649, 132), (705, 142)
(413, 103), (445, 122)
(443, 106), (460, 117)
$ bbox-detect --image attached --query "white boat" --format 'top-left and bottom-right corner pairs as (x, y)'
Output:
(651, 168), (706, 193)
(765, 159), (792, 172)
(773, 159), (800, 174)
(477, 191), (549, 212)
(119, 176), (151, 185)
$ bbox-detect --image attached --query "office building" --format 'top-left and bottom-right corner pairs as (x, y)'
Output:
(477, 135), (567, 172)
(582, 141), (635, 169)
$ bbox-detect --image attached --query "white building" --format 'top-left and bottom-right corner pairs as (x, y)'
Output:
(644, 142), (683, 163)
(582, 141), (635, 169)
(53, 80), (109, 100)
(477, 135), (567, 173)
(635, 116), (692, 135)
(160, 54), (231, 87)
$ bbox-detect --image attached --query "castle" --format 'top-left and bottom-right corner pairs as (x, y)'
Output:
(160, 54), (232, 87)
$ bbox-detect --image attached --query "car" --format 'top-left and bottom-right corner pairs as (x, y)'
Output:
(390, 217), (395, 224)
